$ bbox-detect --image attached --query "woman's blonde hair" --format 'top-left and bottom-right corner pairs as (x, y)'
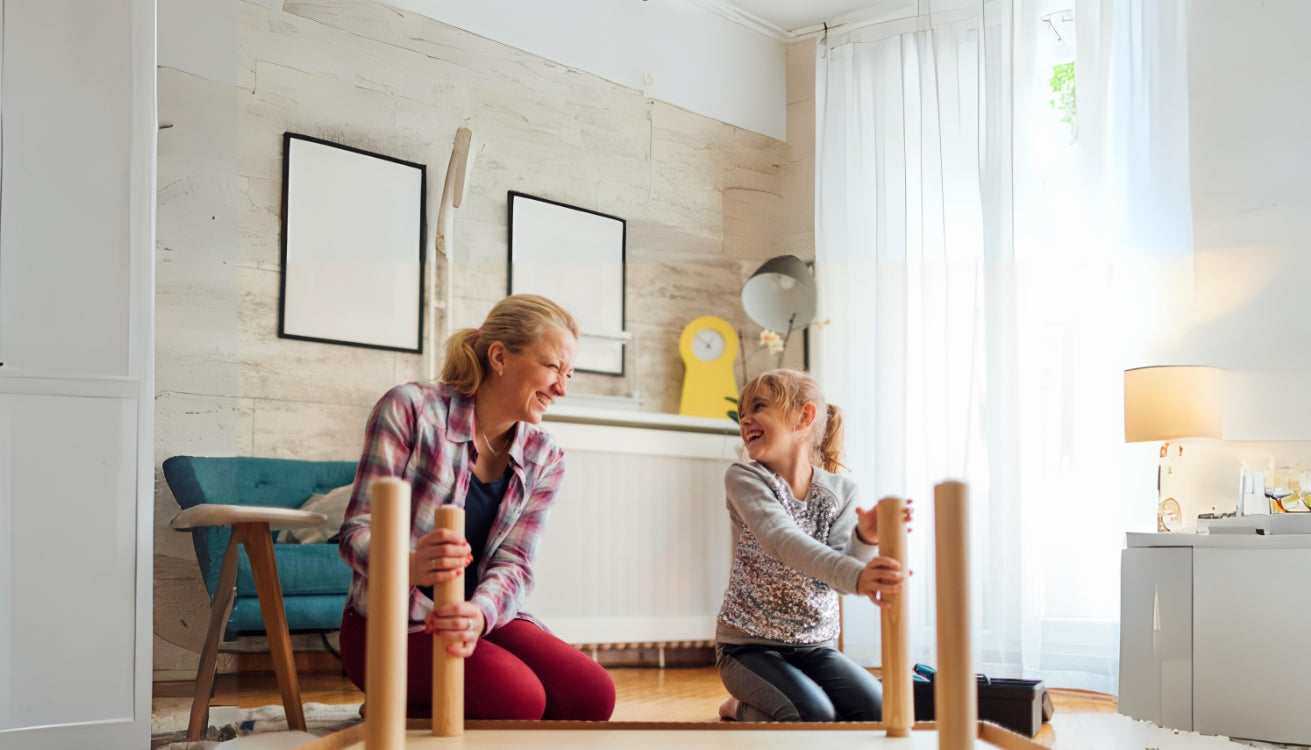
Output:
(738, 368), (846, 472)
(440, 294), (579, 395)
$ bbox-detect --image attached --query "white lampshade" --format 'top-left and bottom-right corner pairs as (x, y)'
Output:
(1123, 366), (1222, 443)
(740, 255), (816, 333)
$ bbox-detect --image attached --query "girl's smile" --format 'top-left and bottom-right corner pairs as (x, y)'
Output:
(739, 396), (792, 466)
(737, 385), (821, 499)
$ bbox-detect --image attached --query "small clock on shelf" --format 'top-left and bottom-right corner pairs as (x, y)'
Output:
(1157, 497), (1183, 532)
(678, 315), (739, 419)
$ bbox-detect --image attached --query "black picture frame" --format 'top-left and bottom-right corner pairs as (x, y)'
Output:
(507, 191), (627, 376)
(278, 133), (427, 353)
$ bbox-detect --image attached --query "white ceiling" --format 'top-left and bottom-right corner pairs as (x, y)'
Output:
(716, 0), (908, 35)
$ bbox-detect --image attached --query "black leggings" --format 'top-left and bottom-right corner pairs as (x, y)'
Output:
(716, 643), (883, 722)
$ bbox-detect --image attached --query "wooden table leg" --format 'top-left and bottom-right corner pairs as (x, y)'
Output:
(188, 535), (241, 741)
(934, 481), (976, 749)
(431, 505), (466, 737)
(238, 521), (307, 732)
(367, 479), (412, 750)
(877, 496), (912, 736)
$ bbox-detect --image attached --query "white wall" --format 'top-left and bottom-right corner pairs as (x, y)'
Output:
(392, 0), (786, 140)
(159, 0), (788, 140)
(1158, 0), (1311, 525)
(1184, 0), (1311, 439)
(158, 0), (238, 85)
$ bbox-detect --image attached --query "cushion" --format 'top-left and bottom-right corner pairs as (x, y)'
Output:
(277, 484), (354, 544)
(228, 593), (349, 636)
(234, 542), (353, 597)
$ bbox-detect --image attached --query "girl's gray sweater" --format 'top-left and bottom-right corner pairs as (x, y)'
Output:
(716, 460), (878, 646)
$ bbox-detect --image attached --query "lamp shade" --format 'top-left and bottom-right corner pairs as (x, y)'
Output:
(740, 254), (816, 333)
(1123, 366), (1222, 442)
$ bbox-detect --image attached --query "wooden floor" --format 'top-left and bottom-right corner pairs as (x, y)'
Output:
(153, 667), (1115, 747)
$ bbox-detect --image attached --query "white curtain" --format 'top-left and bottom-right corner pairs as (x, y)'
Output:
(814, 0), (1192, 693)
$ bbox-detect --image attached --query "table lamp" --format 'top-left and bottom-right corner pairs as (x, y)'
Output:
(740, 254), (817, 335)
(1123, 366), (1222, 531)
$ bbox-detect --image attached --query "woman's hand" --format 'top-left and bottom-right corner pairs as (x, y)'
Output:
(854, 498), (915, 545)
(425, 603), (485, 657)
(409, 527), (472, 587)
(857, 556), (908, 609)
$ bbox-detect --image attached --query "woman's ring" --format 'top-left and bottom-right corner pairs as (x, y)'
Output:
(464, 617), (472, 631)
(430, 558), (436, 570)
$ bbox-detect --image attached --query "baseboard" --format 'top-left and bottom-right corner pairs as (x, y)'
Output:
(591, 645), (715, 668)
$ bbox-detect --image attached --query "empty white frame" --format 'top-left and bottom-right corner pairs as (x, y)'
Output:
(507, 192), (626, 375)
(279, 133), (426, 353)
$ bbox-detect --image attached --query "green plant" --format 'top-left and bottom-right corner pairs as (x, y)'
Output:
(1049, 61), (1076, 141)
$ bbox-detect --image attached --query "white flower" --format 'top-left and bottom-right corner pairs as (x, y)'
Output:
(760, 329), (785, 354)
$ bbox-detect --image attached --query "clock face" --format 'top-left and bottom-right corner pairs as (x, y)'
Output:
(693, 328), (726, 362)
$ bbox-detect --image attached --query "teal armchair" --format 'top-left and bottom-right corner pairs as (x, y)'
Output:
(162, 455), (358, 739)
(163, 456), (357, 635)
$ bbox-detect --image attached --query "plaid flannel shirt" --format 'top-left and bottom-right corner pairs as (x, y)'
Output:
(339, 381), (565, 635)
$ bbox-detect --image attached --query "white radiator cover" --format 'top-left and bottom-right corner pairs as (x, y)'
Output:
(526, 413), (741, 647)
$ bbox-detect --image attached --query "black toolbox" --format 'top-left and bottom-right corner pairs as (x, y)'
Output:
(910, 672), (1046, 737)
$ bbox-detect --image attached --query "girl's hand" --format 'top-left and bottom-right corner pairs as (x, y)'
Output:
(409, 527), (473, 587)
(855, 498), (915, 545)
(854, 506), (878, 545)
(424, 603), (485, 657)
(857, 556), (908, 609)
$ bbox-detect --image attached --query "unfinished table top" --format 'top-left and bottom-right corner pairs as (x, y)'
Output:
(322, 728), (1004, 749)
(293, 720), (1042, 750)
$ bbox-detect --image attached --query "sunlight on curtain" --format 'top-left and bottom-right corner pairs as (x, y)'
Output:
(814, 0), (1192, 693)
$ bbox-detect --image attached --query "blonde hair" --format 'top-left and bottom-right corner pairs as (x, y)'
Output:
(440, 294), (579, 395)
(738, 369), (846, 473)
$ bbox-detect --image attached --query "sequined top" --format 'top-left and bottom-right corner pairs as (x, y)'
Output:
(716, 461), (877, 646)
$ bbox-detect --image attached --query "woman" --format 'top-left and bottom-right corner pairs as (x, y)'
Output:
(337, 294), (615, 720)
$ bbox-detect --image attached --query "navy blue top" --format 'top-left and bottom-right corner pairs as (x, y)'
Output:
(462, 466), (510, 600)
(418, 466), (510, 603)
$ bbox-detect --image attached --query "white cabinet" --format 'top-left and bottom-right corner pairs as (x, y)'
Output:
(1120, 533), (1311, 745)
(1193, 547), (1311, 745)
(1118, 546), (1192, 730)
(0, 0), (155, 748)
(0, 6), (136, 377)
(0, 387), (140, 727)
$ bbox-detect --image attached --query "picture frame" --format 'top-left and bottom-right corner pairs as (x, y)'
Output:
(278, 133), (426, 353)
(507, 191), (627, 376)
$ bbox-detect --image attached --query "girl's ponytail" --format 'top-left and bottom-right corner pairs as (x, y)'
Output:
(819, 403), (846, 473)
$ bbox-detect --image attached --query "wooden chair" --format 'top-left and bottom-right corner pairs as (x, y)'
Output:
(170, 504), (325, 741)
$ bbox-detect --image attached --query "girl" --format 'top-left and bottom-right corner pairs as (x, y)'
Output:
(716, 369), (908, 722)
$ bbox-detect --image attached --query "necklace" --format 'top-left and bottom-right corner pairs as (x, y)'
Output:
(481, 426), (505, 457)
(476, 409), (508, 458)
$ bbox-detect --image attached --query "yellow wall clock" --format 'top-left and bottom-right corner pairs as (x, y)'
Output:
(678, 315), (739, 419)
